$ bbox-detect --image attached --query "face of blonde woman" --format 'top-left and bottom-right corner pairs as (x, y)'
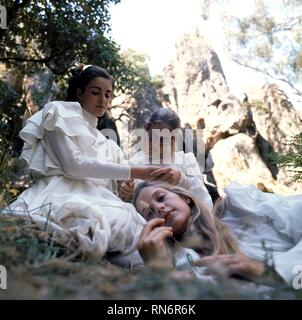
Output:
(135, 186), (191, 237)
(77, 77), (113, 118)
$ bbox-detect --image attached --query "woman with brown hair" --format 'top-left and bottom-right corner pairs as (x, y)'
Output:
(120, 108), (213, 211)
(5, 64), (163, 258)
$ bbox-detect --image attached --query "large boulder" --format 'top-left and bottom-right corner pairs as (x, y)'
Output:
(250, 84), (302, 153)
(210, 133), (295, 195)
(247, 84), (302, 193)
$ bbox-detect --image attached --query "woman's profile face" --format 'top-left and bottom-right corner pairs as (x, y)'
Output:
(77, 77), (113, 118)
(135, 186), (191, 237)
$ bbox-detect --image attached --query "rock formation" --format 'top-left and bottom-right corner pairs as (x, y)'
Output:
(160, 31), (302, 195)
(162, 31), (249, 151)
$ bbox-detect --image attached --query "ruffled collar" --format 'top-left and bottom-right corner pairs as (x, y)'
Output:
(82, 108), (98, 128)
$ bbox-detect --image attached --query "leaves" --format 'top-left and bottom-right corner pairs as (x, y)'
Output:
(275, 132), (302, 181)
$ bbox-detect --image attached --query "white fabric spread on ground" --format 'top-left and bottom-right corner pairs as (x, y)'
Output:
(222, 182), (302, 285)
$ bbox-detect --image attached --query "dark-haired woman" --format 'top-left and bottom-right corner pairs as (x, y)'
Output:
(5, 64), (161, 258)
(120, 108), (213, 211)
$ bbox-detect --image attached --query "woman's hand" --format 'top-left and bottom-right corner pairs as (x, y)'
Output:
(119, 179), (135, 201)
(151, 167), (181, 185)
(138, 218), (173, 266)
(193, 253), (265, 279)
(130, 166), (161, 180)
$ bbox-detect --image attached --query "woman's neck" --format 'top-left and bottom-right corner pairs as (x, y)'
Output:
(82, 108), (98, 128)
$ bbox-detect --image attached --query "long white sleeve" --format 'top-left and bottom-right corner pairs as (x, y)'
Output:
(44, 129), (131, 180)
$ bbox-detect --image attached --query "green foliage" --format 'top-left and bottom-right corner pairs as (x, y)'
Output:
(275, 133), (302, 181)
(0, 80), (27, 205)
(0, 215), (73, 271)
(0, 0), (140, 93)
(120, 49), (164, 90)
(121, 49), (165, 98)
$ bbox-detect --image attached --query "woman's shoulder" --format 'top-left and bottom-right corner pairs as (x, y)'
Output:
(42, 100), (89, 131)
(184, 151), (198, 162)
(175, 151), (198, 166)
(39, 100), (97, 147)
(43, 100), (82, 116)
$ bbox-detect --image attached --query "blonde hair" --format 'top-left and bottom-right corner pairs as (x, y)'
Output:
(133, 181), (239, 256)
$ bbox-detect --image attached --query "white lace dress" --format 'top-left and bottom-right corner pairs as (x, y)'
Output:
(5, 101), (145, 257)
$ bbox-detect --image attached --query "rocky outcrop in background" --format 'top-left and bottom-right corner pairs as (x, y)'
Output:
(145, 31), (302, 195)
(161, 31), (250, 152)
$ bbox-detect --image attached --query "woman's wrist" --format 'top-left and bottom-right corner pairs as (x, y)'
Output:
(130, 166), (154, 180)
(130, 167), (138, 179)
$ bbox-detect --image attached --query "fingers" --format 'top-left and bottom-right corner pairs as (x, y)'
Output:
(139, 218), (166, 240)
(151, 167), (180, 185)
(120, 190), (132, 200)
(145, 226), (173, 243)
(120, 180), (135, 200)
(151, 167), (170, 178)
(193, 254), (264, 278)
(144, 167), (162, 180)
(138, 219), (173, 259)
(120, 186), (133, 198)
(121, 179), (135, 188)
(154, 174), (171, 183)
(149, 166), (162, 174)
(193, 255), (236, 278)
(194, 254), (238, 266)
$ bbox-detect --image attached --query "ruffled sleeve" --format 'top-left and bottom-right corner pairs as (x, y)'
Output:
(19, 101), (131, 180)
(20, 101), (96, 174)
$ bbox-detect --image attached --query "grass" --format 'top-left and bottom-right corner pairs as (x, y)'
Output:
(0, 214), (301, 300)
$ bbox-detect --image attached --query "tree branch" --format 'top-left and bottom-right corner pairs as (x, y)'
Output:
(114, 111), (133, 122)
(272, 16), (302, 33)
(232, 58), (302, 96)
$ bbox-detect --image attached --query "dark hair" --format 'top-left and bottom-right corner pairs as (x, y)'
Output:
(66, 65), (115, 102)
(97, 113), (121, 146)
(145, 108), (181, 131)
